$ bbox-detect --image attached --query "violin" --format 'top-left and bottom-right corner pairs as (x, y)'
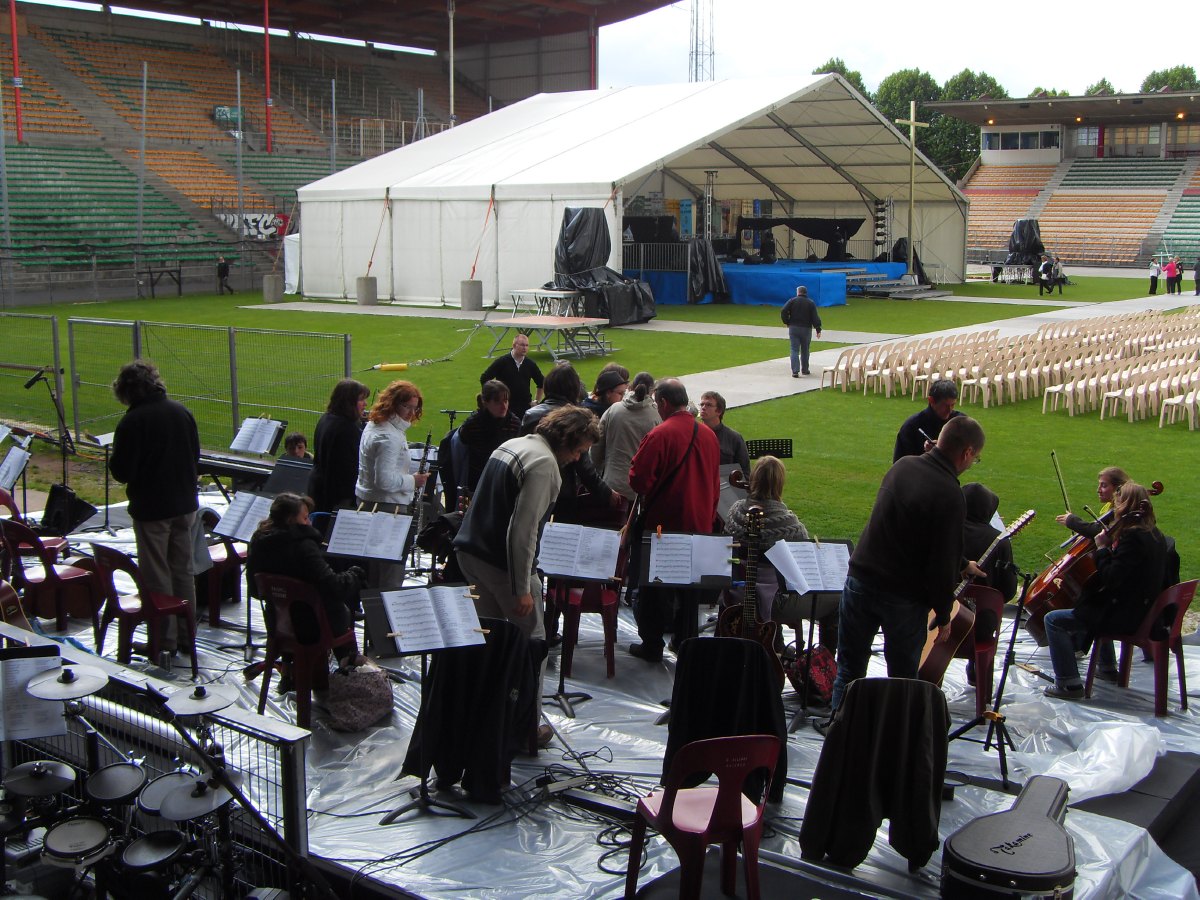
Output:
(1025, 479), (1163, 645)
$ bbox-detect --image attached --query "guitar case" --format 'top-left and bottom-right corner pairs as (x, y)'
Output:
(940, 775), (1075, 899)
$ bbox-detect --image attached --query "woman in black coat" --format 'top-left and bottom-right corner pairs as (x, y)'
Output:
(456, 379), (521, 493)
(247, 493), (366, 672)
(308, 379), (369, 515)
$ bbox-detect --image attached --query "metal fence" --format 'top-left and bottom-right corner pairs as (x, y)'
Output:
(0, 314), (65, 431)
(65, 320), (352, 450)
(2, 624), (307, 897)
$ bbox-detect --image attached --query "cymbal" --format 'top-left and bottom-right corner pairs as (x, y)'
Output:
(164, 684), (237, 716)
(3, 759), (77, 797)
(159, 774), (240, 822)
(26, 665), (109, 701)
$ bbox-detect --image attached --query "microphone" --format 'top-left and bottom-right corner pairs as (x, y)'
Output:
(23, 367), (46, 390)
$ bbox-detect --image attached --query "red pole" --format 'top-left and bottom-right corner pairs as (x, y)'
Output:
(263, 0), (273, 153)
(9, 0), (23, 142)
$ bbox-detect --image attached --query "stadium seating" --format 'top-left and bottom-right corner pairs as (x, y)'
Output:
(126, 149), (268, 211)
(1059, 158), (1184, 189)
(220, 152), (361, 206)
(963, 166), (1053, 255)
(0, 40), (98, 137)
(1161, 194), (1200, 260)
(1038, 192), (1166, 265)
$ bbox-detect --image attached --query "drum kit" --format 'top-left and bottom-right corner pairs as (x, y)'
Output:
(0, 665), (243, 898)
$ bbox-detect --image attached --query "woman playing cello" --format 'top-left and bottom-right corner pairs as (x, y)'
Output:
(1041, 483), (1167, 700)
(1054, 466), (1128, 539)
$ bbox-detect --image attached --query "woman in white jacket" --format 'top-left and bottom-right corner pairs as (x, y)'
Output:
(356, 380), (430, 588)
(592, 371), (660, 502)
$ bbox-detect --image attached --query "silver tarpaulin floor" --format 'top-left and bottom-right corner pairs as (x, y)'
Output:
(44, 499), (1200, 899)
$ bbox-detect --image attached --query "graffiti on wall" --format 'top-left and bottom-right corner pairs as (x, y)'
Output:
(218, 213), (290, 240)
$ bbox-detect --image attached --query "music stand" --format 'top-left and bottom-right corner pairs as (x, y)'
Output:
(948, 567), (1034, 789)
(91, 432), (117, 534)
(542, 580), (592, 719)
(380, 647), (475, 824)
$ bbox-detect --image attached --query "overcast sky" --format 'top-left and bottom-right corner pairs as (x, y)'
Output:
(598, 1), (1192, 99)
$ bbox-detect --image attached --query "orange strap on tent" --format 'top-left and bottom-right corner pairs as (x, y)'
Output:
(469, 195), (497, 280)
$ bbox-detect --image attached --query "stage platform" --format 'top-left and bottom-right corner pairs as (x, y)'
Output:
(629, 259), (909, 307)
(4, 493), (1199, 899)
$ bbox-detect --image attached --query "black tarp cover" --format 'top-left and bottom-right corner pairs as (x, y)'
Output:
(554, 207), (611, 284)
(687, 239), (729, 304)
(736, 216), (866, 245)
(550, 208), (654, 324)
(1006, 219), (1045, 268)
(885, 237), (929, 286)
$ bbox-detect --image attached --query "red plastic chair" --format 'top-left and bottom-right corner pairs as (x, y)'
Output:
(624, 734), (781, 900)
(0, 487), (69, 561)
(1, 518), (100, 641)
(554, 579), (619, 679)
(1084, 579), (1198, 716)
(254, 573), (357, 728)
(953, 585), (1006, 718)
(196, 510), (246, 627)
(90, 543), (198, 679)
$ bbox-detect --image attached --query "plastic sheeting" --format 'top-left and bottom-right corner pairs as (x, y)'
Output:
(553, 208), (611, 285)
(51, 499), (1200, 900)
(687, 239), (728, 304)
(1007, 218), (1046, 267)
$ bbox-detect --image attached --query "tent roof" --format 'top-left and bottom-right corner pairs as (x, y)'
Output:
(299, 75), (966, 209)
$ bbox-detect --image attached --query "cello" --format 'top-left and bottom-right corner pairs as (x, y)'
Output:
(1025, 473), (1163, 645)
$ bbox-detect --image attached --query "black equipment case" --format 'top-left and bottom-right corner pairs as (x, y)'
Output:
(940, 775), (1076, 898)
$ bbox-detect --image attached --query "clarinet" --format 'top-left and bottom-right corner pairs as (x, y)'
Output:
(408, 430), (434, 569)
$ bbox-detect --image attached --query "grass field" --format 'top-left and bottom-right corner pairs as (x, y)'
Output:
(6, 282), (1196, 584)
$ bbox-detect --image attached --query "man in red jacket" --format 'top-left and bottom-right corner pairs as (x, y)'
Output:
(627, 378), (720, 662)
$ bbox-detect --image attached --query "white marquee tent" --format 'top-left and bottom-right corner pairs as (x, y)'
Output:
(296, 75), (968, 304)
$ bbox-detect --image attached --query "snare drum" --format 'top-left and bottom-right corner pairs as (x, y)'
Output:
(137, 772), (194, 818)
(86, 762), (147, 806)
(41, 816), (114, 868)
(122, 830), (187, 872)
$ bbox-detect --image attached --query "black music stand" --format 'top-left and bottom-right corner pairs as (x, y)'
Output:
(542, 584), (592, 719)
(381, 647), (475, 824)
(949, 567), (1034, 789)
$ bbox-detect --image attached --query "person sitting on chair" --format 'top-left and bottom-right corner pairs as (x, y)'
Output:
(280, 432), (312, 460)
(722, 456), (837, 654)
(246, 492), (367, 690)
(457, 380), (521, 494)
(1041, 483), (1167, 701)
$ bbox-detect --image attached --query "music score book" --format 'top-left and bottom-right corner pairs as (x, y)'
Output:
(326, 509), (412, 561)
(379, 585), (485, 654)
(230, 417), (287, 455)
(0, 445), (30, 493)
(538, 522), (621, 581)
(646, 533), (732, 586)
(765, 540), (851, 595)
(0, 646), (68, 742)
(212, 492), (273, 542)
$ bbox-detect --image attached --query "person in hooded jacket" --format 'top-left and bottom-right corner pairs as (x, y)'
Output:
(592, 371), (660, 501)
(961, 482), (1018, 686)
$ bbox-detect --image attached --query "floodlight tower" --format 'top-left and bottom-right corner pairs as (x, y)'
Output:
(689, 0), (714, 83)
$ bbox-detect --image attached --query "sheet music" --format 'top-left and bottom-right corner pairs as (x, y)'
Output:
(0, 424), (10, 445)
(538, 523), (620, 581)
(326, 509), (412, 560)
(648, 533), (694, 584)
(230, 417), (283, 455)
(0, 447), (30, 493)
(0, 648), (68, 742)
(692, 535), (733, 581)
(212, 492), (272, 542)
(765, 541), (812, 594)
(380, 586), (483, 653)
(94, 431), (115, 448)
(769, 541), (850, 593)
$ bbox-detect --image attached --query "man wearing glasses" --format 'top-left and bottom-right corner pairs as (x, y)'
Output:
(825, 415), (987, 719)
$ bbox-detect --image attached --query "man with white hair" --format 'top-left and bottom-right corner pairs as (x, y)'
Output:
(780, 285), (822, 377)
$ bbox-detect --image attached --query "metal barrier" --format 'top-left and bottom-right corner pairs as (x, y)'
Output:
(0, 314), (66, 433)
(1, 622), (308, 896)
(65, 320), (352, 449)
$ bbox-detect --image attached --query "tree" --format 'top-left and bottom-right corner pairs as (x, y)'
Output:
(1028, 87), (1071, 98)
(1085, 77), (1117, 95)
(1141, 66), (1199, 92)
(812, 57), (870, 100)
(930, 69), (1009, 182)
(873, 68), (941, 158)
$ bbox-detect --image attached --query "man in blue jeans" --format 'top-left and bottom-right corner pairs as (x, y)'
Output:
(826, 415), (987, 716)
(780, 285), (822, 377)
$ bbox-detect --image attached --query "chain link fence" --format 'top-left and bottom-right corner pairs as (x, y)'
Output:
(0, 314), (65, 432)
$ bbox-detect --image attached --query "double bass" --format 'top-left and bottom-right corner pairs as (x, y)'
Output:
(1025, 478), (1163, 645)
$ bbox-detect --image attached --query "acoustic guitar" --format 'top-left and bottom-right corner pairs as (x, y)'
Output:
(919, 509), (1036, 685)
(716, 504), (785, 691)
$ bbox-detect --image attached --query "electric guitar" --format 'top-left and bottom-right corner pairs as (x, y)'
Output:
(716, 504), (785, 691)
(919, 509), (1036, 685)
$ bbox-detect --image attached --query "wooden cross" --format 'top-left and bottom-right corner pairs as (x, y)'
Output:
(895, 101), (929, 276)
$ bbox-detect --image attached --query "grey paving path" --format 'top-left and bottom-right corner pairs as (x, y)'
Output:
(257, 290), (1200, 411)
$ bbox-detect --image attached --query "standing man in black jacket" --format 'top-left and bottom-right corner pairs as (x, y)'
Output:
(781, 285), (822, 377)
(828, 415), (986, 714)
(109, 360), (200, 653)
(480, 334), (544, 420)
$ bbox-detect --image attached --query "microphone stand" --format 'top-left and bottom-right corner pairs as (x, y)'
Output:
(948, 564), (1033, 790)
(36, 370), (74, 487)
